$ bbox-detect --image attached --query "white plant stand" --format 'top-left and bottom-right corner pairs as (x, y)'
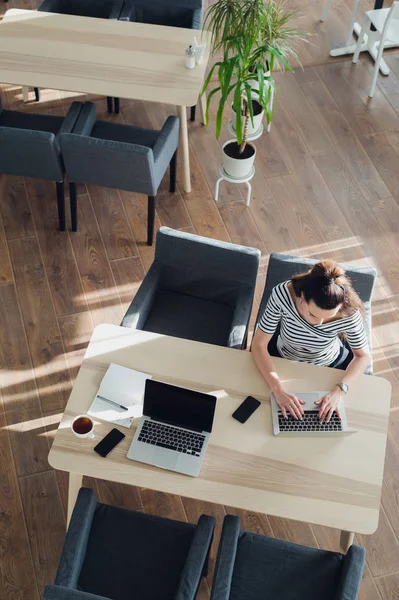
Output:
(215, 164), (255, 206)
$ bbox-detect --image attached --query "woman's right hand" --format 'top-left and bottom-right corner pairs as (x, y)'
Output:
(273, 388), (305, 420)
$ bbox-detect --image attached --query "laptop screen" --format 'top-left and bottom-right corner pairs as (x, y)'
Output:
(143, 379), (216, 433)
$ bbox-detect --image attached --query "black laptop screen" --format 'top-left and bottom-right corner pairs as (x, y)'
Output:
(143, 379), (216, 433)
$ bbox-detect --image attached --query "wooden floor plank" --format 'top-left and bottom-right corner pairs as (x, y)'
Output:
(58, 311), (94, 382)
(356, 508), (399, 578)
(67, 194), (125, 326)
(0, 284), (43, 421)
(26, 178), (88, 318)
(120, 190), (160, 272)
(268, 516), (319, 549)
(272, 105), (352, 244)
(275, 71), (334, 156)
(381, 410), (399, 541)
(19, 472), (66, 597)
(8, 237), (71, 414)
(375, 572), (399, 600)
(139, 489), (187, 521)
(302, 79), (391, 203)
(110, 256), (145, 316)
(358, 133), (399, 199)
(94, 480), (143, 512)
(0, 402), (39, 600)
(0, 175), (35, 240)
(86, 185), (138, 261)
(317, 61), (399, 136)
(0, 208), (13, 285)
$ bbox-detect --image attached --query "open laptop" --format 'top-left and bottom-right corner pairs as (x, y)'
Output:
(271, 391), (356, 437)
(127, 379), (217, 477)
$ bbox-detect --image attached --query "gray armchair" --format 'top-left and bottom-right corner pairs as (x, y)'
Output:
(254, 253), (376, 374)
(38, 0), (124, 113)
(59, 102), (179, 245)
(43, 487), (215, 600)
(119, 0), (203, 120)
(0, 98), (83, 231)
(121, 227), (261, 349)
(210, 515), (366, 600)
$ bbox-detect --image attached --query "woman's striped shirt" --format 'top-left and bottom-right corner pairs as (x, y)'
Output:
(258, 281), (368, 366)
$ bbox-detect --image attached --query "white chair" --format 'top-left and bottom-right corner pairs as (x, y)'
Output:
(353, 1), (399, 97)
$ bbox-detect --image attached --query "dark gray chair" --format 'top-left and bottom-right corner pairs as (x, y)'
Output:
(43, 487), (215, 600)
(210, 515), (366, 600)
(254, 253), (376, 374)
(59, 102), (179, 245)
(0, 98), (82, 231)
(37, 0), (124, 113)
(121, 227), (261, 349)
(119, 0), (203, 120)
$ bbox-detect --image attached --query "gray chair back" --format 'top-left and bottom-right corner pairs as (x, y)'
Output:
(254, 253), (376, 372)
(60, 133), (158, 196)
(154, 227), (261, 304)
(121, 0), (203, 29)
(0, 127), (64, 181)
(38, 0), (123, 19)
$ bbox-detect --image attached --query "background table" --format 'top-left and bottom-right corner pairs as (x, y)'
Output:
(0, 9), (210, 192)
(48, 324), (391, 552)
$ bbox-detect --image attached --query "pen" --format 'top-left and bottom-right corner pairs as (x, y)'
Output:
(97, 394), (129, 411)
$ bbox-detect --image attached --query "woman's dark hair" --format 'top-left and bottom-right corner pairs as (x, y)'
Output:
(291, 260), (363, 315)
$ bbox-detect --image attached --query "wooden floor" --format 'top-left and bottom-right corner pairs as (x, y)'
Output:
(1, 0), (399, 598)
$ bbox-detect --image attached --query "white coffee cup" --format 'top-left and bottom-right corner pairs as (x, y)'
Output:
(71, 414), (95, 439)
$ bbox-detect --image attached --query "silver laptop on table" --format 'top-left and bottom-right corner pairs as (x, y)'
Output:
(127, 379), (217, 477)
(271, 391), (357, 437)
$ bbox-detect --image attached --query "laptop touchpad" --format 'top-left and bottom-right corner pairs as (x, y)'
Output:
(154, 449), (178, 470)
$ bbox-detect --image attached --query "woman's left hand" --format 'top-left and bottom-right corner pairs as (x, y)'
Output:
(315, 386), (342, 423)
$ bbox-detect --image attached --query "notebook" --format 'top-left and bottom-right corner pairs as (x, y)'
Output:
(88, 363), (152, 429)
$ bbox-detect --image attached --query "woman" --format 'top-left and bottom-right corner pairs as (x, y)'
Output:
(252, 260), (370, 423)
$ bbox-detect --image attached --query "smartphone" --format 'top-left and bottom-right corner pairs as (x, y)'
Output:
(94, 428), (126, 457)
(232, 396), (261, 423)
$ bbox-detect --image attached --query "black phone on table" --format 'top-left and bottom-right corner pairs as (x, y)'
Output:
(232, 396), (261, 423)
(94, 428), (125, 457)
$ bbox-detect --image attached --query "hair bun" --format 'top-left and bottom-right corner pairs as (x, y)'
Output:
(311, 260), (345, 283)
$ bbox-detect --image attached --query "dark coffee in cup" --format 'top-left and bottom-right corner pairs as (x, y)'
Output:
(72, 416), (93, 435)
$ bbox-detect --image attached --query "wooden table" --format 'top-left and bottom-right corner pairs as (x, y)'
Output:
(48, 324), (391, 552)
(0, 9), (210, 192)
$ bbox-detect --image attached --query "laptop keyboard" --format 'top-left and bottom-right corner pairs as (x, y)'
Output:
(138, 420), (206, 457)
(278, 410), (342, 432)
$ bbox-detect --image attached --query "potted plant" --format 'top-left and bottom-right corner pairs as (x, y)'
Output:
(202, 0), (288, 179)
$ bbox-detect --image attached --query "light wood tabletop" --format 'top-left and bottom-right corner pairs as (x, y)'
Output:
(0, 9), (210, 192)
(48, 324), (391, 550)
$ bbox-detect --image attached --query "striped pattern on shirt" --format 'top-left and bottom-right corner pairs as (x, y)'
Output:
(258, 281), (368, 366)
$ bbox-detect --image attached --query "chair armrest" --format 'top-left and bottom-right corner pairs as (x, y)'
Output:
(118, 0), (135, 21)
(334, 545), (366, 600)
(210, 515), (240, 600)
(174, 515), (215, 600)
(71, 102), (97, 136)
(227, 285), (255, 349)
(191, 6), (203, 29)
(43, 585), (111, 600)
(57, 102), (83, 137)
(54, 488), (97, 588)
(109, 0), (124, 20)
(153, 116), (180, 164)
(121, 262), (162, 330)
(38, 0), (61, 11)
(152, 116), (180, 189)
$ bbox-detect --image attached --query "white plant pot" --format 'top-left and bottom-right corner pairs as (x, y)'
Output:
(231, 105), (264, 137)
(248, 70), (271, 95)
(222, 139), (256, 180)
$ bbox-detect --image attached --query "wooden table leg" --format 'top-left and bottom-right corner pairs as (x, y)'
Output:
(67, 472), (83, 527)
(177, 105), (191, 193)
(22, 86), (30, 102)
(340, 530), (354, 553)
